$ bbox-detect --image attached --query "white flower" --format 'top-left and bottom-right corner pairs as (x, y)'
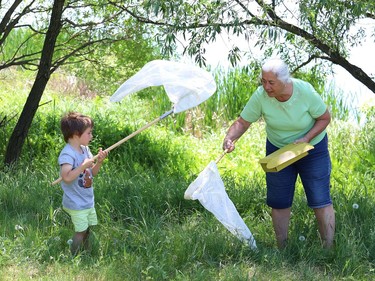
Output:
(15, 225), (24, 231)
(352, 203), (359, 209)
(299, 235), (306, 241)
(67, 239), (73, 245)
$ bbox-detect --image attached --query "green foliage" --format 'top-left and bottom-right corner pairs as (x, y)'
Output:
(63, 22), (161, 96)
(134, 0), (375, 97)
(131, 60), (356, 136)
(0, 68), (375, 280)
(0, 28), (44, 68)
(356, 107), (375, 174)
(210, 64), (261, 123)
(298, 0), (374, 49)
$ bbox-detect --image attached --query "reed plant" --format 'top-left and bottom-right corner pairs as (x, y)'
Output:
(0, 28), (43, 68)
(141, 63), (358, 138)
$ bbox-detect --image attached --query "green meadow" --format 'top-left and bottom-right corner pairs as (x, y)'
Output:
(0, 67), (374, 280)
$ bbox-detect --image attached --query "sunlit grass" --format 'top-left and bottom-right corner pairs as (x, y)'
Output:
(0, 68), (374, 280)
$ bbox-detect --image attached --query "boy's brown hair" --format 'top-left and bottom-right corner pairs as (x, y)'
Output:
(60, 112), (94, 143)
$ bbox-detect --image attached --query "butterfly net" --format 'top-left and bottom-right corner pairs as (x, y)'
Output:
(110, 60), (216, 113)
(184, 161), (257, 250)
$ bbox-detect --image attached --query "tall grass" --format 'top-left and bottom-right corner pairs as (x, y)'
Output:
(0, 28), (43, 70)
(141, 63), (360, 138)
(0, 68), (374, 280)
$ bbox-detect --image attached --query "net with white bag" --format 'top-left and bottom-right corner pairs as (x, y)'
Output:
(184, 149), (257, 250)
(51, 59), (216, 185)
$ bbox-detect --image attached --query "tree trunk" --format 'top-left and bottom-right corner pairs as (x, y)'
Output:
(4, 0), (65, 165)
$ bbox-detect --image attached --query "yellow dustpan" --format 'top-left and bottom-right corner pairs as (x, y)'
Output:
(259, 142), (314, 172)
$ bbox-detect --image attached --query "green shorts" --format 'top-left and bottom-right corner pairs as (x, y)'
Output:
(63, 207), (98, 232)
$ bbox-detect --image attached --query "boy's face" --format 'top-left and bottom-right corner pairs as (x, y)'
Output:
(79, 127), (93, 146)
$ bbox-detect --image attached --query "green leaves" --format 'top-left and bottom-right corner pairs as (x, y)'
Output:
(137, 0), (375, 93)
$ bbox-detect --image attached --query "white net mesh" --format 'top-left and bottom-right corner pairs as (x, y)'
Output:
(110, 60), (216, 113)
(185, 161), (257, 250)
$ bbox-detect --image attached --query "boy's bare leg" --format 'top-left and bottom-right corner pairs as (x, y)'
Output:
(71, 229), (89, 256)
(83, 228), (91, 253)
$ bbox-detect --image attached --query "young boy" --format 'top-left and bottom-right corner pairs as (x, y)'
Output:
(58, 111), (108, 256)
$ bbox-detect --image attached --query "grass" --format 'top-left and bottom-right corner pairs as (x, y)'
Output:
(0, 67), (375, 280)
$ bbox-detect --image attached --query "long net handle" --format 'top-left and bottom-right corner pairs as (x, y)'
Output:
(215, 139), (237, 164)
(103, 109), (173, 153)
(215, 149), (228, 164)
(51, 109), (174, 185)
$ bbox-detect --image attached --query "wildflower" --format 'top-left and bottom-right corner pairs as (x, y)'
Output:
(352, 203), (359, 209)
(15, 225), (24, 231)
(67, 239), (73, 246)
(299, 235), (306, 241)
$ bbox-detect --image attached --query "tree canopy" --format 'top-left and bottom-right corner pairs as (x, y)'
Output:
(1, 0), (374, 165)
(119, 0), (375, 93)
(0, 0), (159, 165)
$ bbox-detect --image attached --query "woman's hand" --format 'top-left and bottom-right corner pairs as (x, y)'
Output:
(222, 117), (251, 153)
(293, 136), (310, 144)
(223, 138), (236, 153)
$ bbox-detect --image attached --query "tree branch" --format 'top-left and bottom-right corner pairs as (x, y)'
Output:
(291, 55), (320, 74)
(0, 0), (37, 45)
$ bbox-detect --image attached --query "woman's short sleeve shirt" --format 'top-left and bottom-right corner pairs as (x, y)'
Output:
(240, 78), (327, 148)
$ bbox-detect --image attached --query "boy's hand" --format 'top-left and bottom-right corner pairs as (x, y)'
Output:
(97, 148), (108, 163)
(81, 158), (95, 170)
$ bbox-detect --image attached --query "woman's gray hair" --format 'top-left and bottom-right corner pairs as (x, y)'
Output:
(260, 58), (291, 83)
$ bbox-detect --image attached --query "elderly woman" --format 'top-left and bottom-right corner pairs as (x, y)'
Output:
(223, 58), (335, 249)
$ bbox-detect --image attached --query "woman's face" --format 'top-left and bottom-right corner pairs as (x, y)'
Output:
(261, 71), (285, 98)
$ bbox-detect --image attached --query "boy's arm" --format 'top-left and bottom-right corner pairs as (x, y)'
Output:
(60, 158), (94, 184)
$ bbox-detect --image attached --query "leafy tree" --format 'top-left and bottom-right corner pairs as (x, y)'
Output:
(118, 0), (375, 93)
(3, 0), (374, 165)
(0, 0), (158, 165)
